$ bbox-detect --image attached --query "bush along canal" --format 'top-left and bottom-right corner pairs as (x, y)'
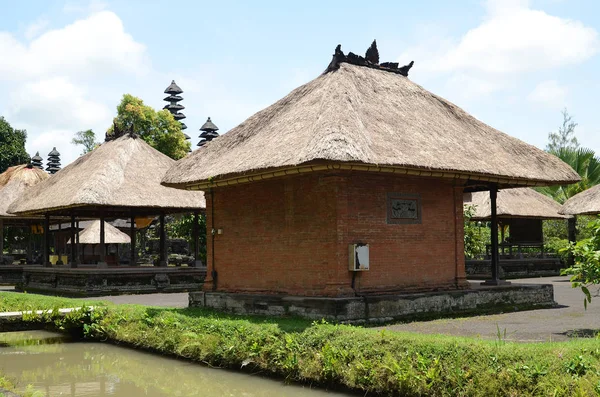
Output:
(1, 291), (600, 396)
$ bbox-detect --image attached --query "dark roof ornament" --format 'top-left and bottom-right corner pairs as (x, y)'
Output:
(163, 80), (190, 151)
(31, 152), (43, 170)
(46, 147), (61, 174)
(163, 80), (188, 131)
(365, 40), (379, 64)
(325, 41), (414, 77)
(164, 80), (183, 95)
(106, 122), (137, 142)
(197, 117), (220, 147)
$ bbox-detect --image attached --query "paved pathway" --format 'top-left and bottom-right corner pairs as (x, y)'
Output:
(4, 277), (599, 341)
(379, 276), (600, 342)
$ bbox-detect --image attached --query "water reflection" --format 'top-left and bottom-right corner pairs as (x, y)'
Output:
(0, 331), (349, 397)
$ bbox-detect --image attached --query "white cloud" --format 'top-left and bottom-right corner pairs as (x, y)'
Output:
(400, 0), (598, 95)
(24, 18), (49, 40)
(0, 11), (148, 81)
(0, 9), (148, 166)
(7, 77), (112, 130)
(527, 80), (567, 109)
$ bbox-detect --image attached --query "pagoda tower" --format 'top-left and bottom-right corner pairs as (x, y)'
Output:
(46, 147), (61, 174)
(31, 152), (43, 170)
(163, 80), (191, 146)
(197, 117), (219, 147)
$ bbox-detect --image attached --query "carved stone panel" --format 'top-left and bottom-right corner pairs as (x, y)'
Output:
(386, 193), (422, 224)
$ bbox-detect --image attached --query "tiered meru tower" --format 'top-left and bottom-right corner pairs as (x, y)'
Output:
(163, 80), (191, 144)
(46, 147), (61, 174)
(31, 152), (43, 170)
(198, 117), (219, 147)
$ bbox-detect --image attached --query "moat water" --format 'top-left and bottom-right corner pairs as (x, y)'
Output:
(0, 330), (351, 397)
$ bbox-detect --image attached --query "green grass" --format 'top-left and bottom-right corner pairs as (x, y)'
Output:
(2, 292), (600, 396)
(0, 292), (104, 312)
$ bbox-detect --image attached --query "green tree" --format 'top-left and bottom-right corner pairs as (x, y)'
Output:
(546, 109), (579, 152)
(108, 94), (190, 160)
(463, 205), (490, 259)
(71, 129), (99, 155)
(0, 117), (29, 173)
(167, 214), (207, 263)
(562, 218), (600, 308)
(537, 147), (600, 205)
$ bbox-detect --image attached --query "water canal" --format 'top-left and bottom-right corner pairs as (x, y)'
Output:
(0, 331), (351, 397)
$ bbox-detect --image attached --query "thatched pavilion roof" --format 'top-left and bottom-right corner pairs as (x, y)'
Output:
(162, 60), (580, 191)
(465, 188), (567, 220)
(8, 135), (205, 217)
(66, 220), (130, 245)
(0, 164), (49, 219)
(560, 185), (600, 215)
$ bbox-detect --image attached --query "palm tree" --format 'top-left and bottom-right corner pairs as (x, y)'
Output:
(536, 147), (600, 204)
(536, 147), (600, 265)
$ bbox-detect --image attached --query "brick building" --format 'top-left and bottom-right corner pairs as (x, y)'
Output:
(163, 43), (579, 304)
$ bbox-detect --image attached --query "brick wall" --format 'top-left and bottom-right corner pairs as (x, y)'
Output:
(203, 171), (467, 297)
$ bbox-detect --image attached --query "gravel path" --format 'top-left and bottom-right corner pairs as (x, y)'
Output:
(379, 276), (600, 342)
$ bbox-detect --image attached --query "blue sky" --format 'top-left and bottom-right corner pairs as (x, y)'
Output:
(1, 0), (599, 166)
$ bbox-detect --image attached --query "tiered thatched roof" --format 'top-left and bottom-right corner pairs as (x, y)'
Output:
(8, 135), (205, 217)
(560, 185), (600, 215)
(162, 60), (580, 190)
(0, 164), (49, 219)
(465, 188), (566, 220)
(67, 220), (130, 245)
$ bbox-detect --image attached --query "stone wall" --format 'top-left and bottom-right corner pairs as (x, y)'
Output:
(18, 267), (205, 297)
(190, 283), (555, 323)
(203, 171), (467, 297)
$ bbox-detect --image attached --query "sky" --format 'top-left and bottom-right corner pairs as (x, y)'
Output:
(1, 0), (599, 167)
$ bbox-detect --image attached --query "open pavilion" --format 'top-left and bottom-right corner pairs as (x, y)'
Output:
(465, 188), (567, 278)
(163, 43), (580, 320)
(8, 131), (207, 296)
(66, 220), (131, 264)
(0, 164), (49, 264)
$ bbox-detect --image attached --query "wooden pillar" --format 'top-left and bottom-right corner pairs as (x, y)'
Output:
(482, 184), (510, 286)
(567, 216), (577, 267)
(159, 212), (167, 267)
(0, 219), (4, 262)
(69, 214), (77, 268)
(44, 214), (51, 267)
(193, 211), (202, 267)
(98, 216), (107, 268)
(27, 222), (33, 263)
(76, 220), (81, 265)
(56, 221), (63, 265)
(130, 215), (136, 266)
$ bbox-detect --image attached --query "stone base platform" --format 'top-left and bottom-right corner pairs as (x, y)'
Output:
(17, 267), (206, 297)
(0, 265), (43, 285)
(466, 258), (563, 279)
(190, 283), (555, 323)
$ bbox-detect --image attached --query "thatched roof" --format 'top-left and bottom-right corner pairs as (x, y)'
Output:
(8, 135), (205, 217)
(560, 185), (600, 215)
(67, 220), (130, 245)
(162, 62), (579, 190)
(465, 188), (567, 220)
(0, 164), (49, 219)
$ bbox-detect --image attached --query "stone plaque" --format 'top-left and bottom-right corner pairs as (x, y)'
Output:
(387, 193), (421, 224)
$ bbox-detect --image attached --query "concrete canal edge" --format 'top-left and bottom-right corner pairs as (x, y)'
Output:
(0, 307), (93, 332)
(190, 283), (556, 323)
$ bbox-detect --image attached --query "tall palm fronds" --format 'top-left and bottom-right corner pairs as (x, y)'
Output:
(536, 147), (600, 204)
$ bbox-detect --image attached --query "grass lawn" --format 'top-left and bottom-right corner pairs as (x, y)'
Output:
(1, 291), (599, 396)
